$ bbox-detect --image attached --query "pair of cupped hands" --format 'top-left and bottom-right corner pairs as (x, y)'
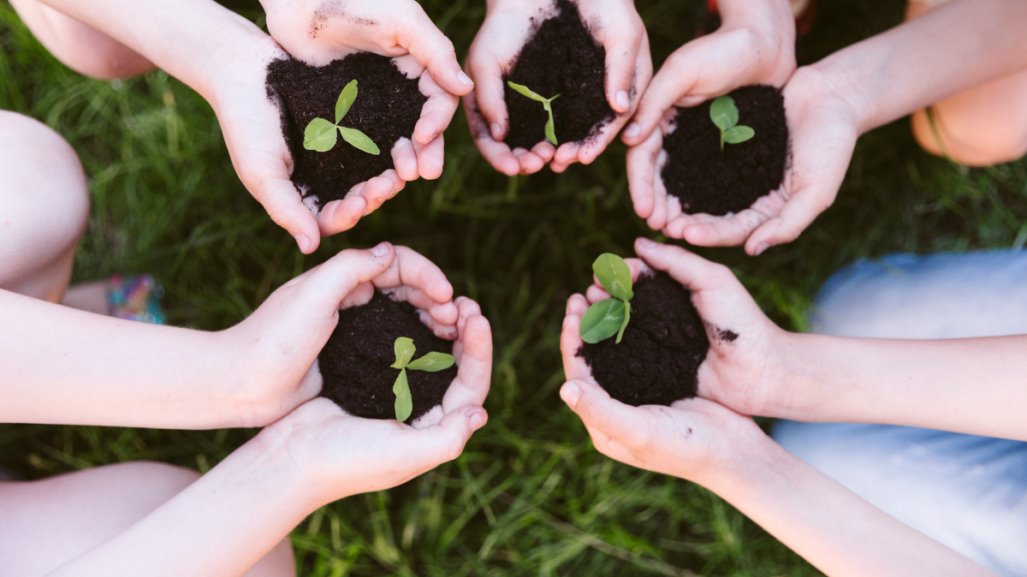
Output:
(223, 0), (860, 259)
(230, 239), (788, 505)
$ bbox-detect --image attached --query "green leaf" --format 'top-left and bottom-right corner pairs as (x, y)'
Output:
(339, 126), (381, 156)
(615, 301), (631, 344)
(393, 369), (413, 422)
(580, 298), (627, 344)
(723, 125), (755, 144)
(709, 95), (739, 131)
(335, 79), (358, 123)
(506, 81), (548, 104)
(407, 352), (455, 372)
(544, 111), (558, 146)
(592, 253), (633, 301)
(303, 117), (338, 152)
(392, 336), (415, 369)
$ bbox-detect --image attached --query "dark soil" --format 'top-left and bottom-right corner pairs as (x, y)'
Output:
(578, 272), (710, 406)
(266, 53), (427, 207)
(661, 85), (788, 216)
(318, 291), (456, 422)
(503, 0), (614, 149)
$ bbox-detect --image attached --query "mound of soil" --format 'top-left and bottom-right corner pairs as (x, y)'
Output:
(266, 53), (427, 207)
(661, 85), (788, 216)
(503, 0), (614, 149)
(319, 291), (456, 422)
(578, 272), (709, 406)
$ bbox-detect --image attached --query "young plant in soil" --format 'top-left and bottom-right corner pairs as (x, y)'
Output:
(709, 95), (755, 151)
(506, 81), (560, 145)
(318, 291), (457, 422)
(659, 85), (788, 216)
(303, 79), (381, 155)
(502, 0), (614, 149)
(390, 336), (455, 422)
(577, 266), (710, 407)
(579, 253), (634, 344)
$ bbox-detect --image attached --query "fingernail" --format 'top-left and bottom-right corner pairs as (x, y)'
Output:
(458, 71), (474, 87)
(753, 242), (769, 257)
(466, 408), (486, 430)
(624, 123), (640, 140)
(616, 90), (630, 111)
(296, 234), (313, 253)
(560, 382), (582, 409)
(490, 122), (502, 141)
(370, 242), (391, 257)
(636, 237), (656, 250)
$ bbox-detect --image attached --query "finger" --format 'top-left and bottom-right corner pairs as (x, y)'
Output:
(466, 96), (520, 175)
(446, 301), (492, 409)
(512, 148), (546, 174)
(625, 51), (695, 146)
(414, 74), (459, 144)
(383, 285), (459, 326)
(398, 406), (487, 471)
(744, 188), (830, 256)
(604, 35), (642, 114)
(374, 245), (455, 303)
(392, 138), (420, 182)
(530, 141), (556, 164)
(560, 379), (652, 449)
(553, 141), (581, 167)
(680, 212), (763, 247)
(633, 237), (734, 293)
(560, 294), (593, 381)
(258, 176), (321, 254)
(414, 135), (445, 180)
(401, 8), (473, 96)
(468, 59), (509, 140)
(296, 243), (396, 312)
(626, 129), (663, 220)
(318, 194), (366, 235)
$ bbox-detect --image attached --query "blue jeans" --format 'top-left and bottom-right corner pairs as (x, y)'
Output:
(773, 251), (1027, 577)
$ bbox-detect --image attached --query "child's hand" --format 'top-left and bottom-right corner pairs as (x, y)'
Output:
(260, 0), (472, 97)
(559, 239), (788, 421)
(464, 0), (651, 175)
(260, 299), (491, 505)
(223, 243), (469, 427)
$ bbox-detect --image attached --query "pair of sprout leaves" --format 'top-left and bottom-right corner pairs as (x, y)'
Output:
(303, 79), (382, 156)
(390, 336), (456, 422)
(580, 253), (636, 345)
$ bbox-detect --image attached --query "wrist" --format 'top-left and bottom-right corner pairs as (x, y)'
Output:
(765, 331), (830, 422)
(195, 12), (280, 107)
(803, 57), (878, 135)
(694, 417), (780, 493)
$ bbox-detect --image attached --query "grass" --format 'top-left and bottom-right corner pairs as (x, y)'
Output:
(2, 0), (1026, 575)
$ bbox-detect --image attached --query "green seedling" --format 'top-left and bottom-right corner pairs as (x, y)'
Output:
(390, 336), (456, 422)
(303, 79), (381, 155)
(579, 253), (634, 344)
(710, 95), (755, 151)
(507, 81), (560, 145)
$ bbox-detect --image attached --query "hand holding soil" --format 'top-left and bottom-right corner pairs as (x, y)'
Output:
(260, 0), (474, 97)
(465, 0), (650, 175)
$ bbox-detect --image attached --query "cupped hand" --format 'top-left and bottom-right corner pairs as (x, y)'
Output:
(224, 242), (470, 427)
(315, 54), (459, 236)
(260, 295), (492, 505)
(627, 66), (860, 255)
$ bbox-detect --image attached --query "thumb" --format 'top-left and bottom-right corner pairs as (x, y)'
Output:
(399, 406), (487, 471)
(401, 9), (473, 96)
(258, 176), (321, 254)
(744, 186), (834, 256)
(622, 51), (694, 145)
(604, 35), (642, 115)
(296, 243), (397, 311)
(561, 380), (651, 449)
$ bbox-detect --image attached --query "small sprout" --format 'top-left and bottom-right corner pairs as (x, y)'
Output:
(390, 336), (456, 422)
(709, 95), (755, 151)
(303, 79), (381, 155)
(507, 81), (560, 145)
(579, 253), (634, 344)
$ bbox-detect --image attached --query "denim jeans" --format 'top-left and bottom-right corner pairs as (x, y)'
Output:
(773, 251), (1027, 576)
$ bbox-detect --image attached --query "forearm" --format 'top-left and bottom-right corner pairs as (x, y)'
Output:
(774, 331), (1027, 441)
(47, 430), (315, 577)
(810, 0), (1027, 133)
(707, 435), (994, 577)
(36, 0), (267, 101)
(0, 289), (243, 428)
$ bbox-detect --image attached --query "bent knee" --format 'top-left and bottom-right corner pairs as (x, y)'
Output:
(0, 111), (89, 278)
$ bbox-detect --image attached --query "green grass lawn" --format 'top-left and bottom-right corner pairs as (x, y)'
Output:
(2, 1), (1026, 575)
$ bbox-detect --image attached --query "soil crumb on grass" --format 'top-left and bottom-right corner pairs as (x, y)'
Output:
(503, 0), (614, 149)
(661, 85), (788, 216)
(578, 272), (710, 406)
(266, 53), (426, 207)
(319, 291), (455, 422)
